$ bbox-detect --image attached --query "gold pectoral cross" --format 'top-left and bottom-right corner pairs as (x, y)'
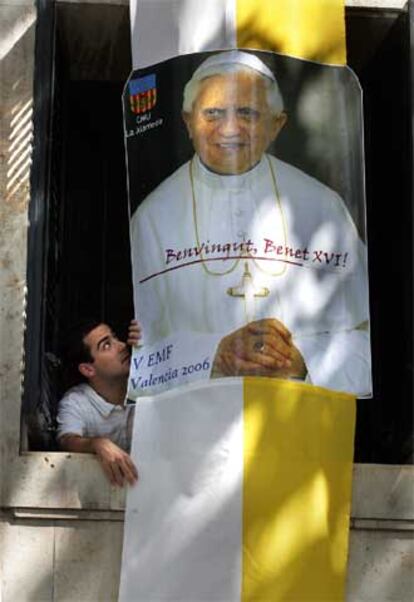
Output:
(227, 262), (269, 322)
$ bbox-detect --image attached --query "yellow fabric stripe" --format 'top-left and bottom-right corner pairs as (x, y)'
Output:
(236, 0), (346, 65)
(242, 378), (355, 601)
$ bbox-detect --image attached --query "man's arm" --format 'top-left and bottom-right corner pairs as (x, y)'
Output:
(59, 434), (138, 487)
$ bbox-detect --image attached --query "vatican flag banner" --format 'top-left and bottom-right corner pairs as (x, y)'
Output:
(119, 379), (356, 601)
(121, 1), (364, 600)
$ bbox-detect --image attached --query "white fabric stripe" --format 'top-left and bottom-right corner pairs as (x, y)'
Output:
(119, 379), (244, 602)
(130, 0), (237, 69)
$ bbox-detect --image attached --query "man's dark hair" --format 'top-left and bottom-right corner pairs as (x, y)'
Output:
(60, 318), (102, 390)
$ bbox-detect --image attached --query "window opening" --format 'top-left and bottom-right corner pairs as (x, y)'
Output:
(22, 3), (413, 464)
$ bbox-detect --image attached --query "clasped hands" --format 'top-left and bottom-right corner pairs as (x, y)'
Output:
(212, 318), (306, 379)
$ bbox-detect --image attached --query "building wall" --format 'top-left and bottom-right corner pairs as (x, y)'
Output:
(0, 519), (413, 602)
(0, 0), (36, 460)
(1, 466), (414, 601)
(0, 1), (413, 601)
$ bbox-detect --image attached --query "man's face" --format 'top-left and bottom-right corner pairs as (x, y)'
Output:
(82, 324), (130, 381)
(183, 71), (286, 175)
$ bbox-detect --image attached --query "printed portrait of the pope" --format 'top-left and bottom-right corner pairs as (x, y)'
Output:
(130, 50), (372, 396)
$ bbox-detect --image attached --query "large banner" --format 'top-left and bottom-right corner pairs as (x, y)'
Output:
(124, 49), (372, 401)
(120, 1), (367, 600)
(119, 379), (356, 601)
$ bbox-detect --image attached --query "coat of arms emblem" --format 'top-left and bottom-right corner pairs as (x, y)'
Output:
(129, 74), (157, 114)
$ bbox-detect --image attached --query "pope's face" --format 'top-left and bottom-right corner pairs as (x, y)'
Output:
(183, 71), (286, 175)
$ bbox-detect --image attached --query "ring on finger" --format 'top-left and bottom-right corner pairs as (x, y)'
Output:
(253, 340), (265, 353)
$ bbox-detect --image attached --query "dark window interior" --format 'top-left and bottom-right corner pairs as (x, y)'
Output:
(24, 2), (413, 462)
(347, 7), (413, 463)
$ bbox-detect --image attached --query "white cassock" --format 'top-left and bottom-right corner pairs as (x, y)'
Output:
(131, 154), (372, 396)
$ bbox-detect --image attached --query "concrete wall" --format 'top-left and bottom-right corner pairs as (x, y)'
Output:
(1, 465), (413, 601)
(0, 510), (124, 601)
(1, 520), (413, 602)
(0, 0), (36, 467)
(0, 1), (413, 601)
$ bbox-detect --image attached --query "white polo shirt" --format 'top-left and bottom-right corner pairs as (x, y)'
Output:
(57, 383), (134, 451)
